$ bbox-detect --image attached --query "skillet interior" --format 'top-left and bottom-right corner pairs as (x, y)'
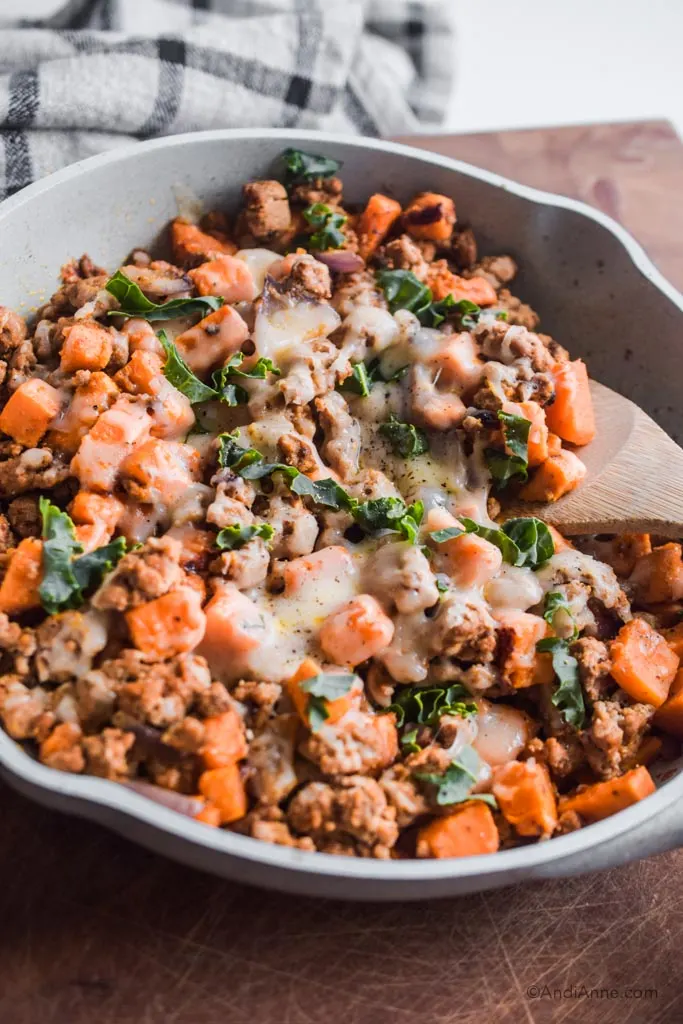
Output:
(0, 129), (682, 899)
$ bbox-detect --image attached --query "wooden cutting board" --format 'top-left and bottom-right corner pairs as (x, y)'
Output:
(2, 122), (683, 1024)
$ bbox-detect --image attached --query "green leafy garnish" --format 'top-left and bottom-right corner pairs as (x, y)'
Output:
(430, 516), (554, 569)
(537, 637), (585, 729)
(289, 474), (353, 509)
(499, 413), (530, 462)
(456, 298), (483, 330)
(159, 335), (280, 407)
(281, 148), (342, 184)
(352, 496), (424, 544)
(370, 359), (410, 383)
(485, 411), (531, 489)
(300, 673), (357, 732)
(387, 683), (476, 729)
(375, 270), (482, 328)
(376, 269), (432, 321)
(502, 517), (555, 569)
(219, 352), (280, 380)
(158, 330), (220, 404)
(302, 203), (347, 250)
(338, 362), (373, 397)
(416, 745), (497, 808)
(217, 437), (424, 541)
(39, 498), (84, 615)
(543, 591), (577, 636)
(215, 523), (275, 550)
(210, 352), (280, 406)
(401, 727), (421, 754)
(38, 498), (126, 615)
(72, 538), (127, 594)
(485, 449), (528, 488)
(379, 415), (429, 459)
(421, 293), (456, 328)
(106, 270), (223, 321)
(338, 358), (408, 398)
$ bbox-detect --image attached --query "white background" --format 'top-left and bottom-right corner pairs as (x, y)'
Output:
(445, 0), (683, 138)
(2, 0), (683, 138)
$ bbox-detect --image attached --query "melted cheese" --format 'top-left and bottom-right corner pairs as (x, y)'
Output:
(253, 296), (340, 366)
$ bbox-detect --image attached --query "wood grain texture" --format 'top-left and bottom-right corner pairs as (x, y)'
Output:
(2, 121), (683, 1024)
(395, 121), (683, 291)
(507, 381), (683, 536)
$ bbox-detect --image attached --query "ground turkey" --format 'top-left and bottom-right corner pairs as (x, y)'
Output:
(288, 776), (399, 857)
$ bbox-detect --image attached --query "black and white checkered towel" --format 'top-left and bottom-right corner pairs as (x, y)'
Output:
(0, 0), (454, 200)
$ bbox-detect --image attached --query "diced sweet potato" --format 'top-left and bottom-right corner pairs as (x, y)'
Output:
(428, 332), (484, 391)
(201, 709), (248, 769)
(319, 594), (394, 666)
(532, 651), (555, 685)
(426, 260), (498, 306)
(520, 449), (586, 503)
(120, 438), (200, 505)
(0, 537), (43, 615)
(547, 523), (573, 552)
(610, 617), (679, 707)
(546, 432), (562, 456)
(75, 521), (112, 553)
(126, 588), (206, 659)
(112, 349), (194, 441)
(629, 543), (683, 605)
(286, 657), (363, 727)
(48, 372), (119, 453)
(588, 533), (652, 578)
(88, 399), (152, 446)
(121, 318), (162, 355)
(71, 399), (153, 493)
(114, 350), (164, 395)
(283, 545), (354, 598)
(198, 764), (248, 824)
(60, 321), (113, 373)
(403, 191), (456, 243)
(663, 621), (683, 660)
(69, 491), (124, 533)
(492, 759), (558, 837)
(0, 378), (62, 447)
(653, 668), (683, 737)
(557, 766), (655, 823)
(197, 583), (276, 683)
(545, 358), (595, 446)
(194, 803), (222, 827)
(630, 734), (663, 767)
(494, 608), (547, 688)
(444, 532), (503, 589)
(171, 217), (236, 267)
(175, 305), (249, 375)
(417, 802), (500, 858)
(189, 255), (257, 303)
(357, 193), (402, 261)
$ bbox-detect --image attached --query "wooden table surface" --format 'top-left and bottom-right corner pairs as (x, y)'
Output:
(2, 121), (683, 1024)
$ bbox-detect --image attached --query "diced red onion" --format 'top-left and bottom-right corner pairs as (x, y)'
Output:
(124, 780), (204, 818)
(315, 249), (365, 274)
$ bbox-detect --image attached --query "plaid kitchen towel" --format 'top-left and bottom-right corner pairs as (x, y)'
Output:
(0, 0), (454, 199)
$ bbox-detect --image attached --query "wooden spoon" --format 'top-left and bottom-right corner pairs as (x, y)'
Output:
(505, 380), (683, 537)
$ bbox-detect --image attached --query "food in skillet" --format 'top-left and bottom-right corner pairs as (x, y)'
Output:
(0, 147), (681, 860)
